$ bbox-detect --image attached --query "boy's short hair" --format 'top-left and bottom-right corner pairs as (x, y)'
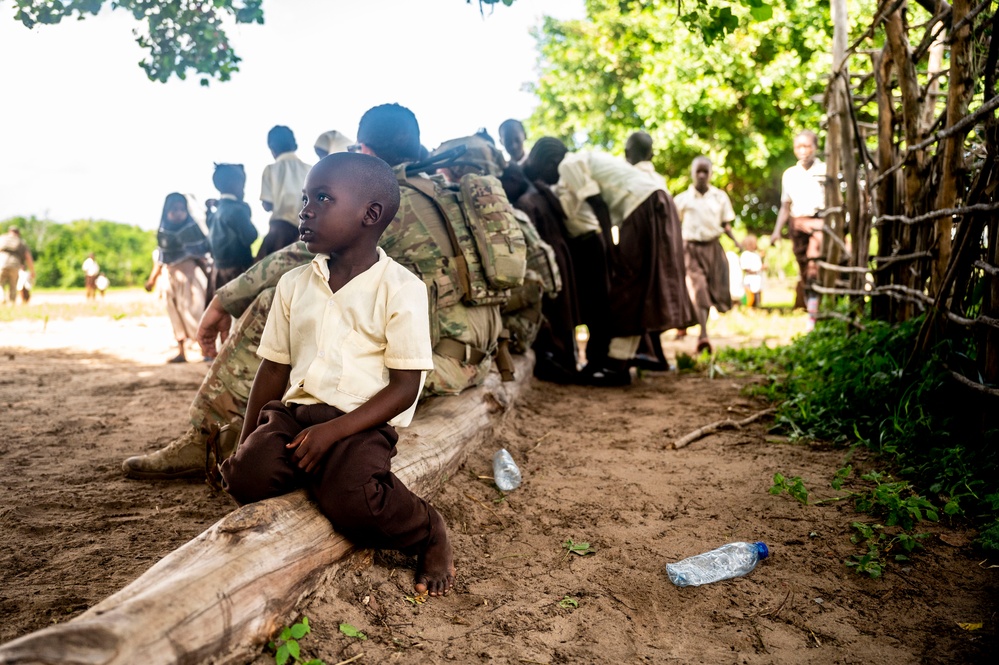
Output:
(796, 130), (818, 147)
(212, 163), (246, 194)
(691, 155), (712, 171)
(320, 153), (402, 227)
(267, 125), (297, 154)
(499, 118), (525, 137)
(626, 131), (654, 162)
(356, 104), (421, 167)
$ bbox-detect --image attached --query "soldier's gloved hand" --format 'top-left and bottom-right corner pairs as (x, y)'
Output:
(198, 296), (232, 358)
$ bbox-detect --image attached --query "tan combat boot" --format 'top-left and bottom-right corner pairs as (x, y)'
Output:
(122, 429), (206, 480)
(205, 423), (241, 491)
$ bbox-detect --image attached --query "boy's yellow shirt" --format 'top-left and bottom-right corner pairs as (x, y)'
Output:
(257, 247), (434, 428)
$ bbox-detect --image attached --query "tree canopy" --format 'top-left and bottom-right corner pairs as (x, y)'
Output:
(527, 0), (852, 231)
(8, 0), (526, 84)
(11, 0), (264, 85)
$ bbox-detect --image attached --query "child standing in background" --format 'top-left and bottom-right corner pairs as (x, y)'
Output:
(740, 234), (764, 307)
(206, 163), (257, 293)
(145, 193), (212, 363)
(257, 125), (311, 261)
(95, 273), (110, 298)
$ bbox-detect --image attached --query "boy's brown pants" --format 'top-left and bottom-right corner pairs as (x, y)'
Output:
(220, 401), (436, 555)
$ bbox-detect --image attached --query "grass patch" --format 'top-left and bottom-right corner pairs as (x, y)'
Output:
(720, 313), (999, 554)
(0, 289), (163, 322)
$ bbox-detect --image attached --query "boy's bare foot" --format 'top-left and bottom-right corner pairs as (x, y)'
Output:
(414, 509), (455, 597)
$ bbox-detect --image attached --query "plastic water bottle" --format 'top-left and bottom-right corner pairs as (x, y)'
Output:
(666, 541), (769, 587)
(492, 448), (522, 491)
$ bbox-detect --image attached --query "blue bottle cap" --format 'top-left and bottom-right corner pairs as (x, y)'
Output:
(755, 542), (769, 559)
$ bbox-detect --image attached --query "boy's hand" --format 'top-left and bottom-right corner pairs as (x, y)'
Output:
(287, 423), (338, 474)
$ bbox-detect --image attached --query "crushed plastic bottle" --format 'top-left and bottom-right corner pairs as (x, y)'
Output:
(666, 541), (769, 587)
(492, 448), (522, 491)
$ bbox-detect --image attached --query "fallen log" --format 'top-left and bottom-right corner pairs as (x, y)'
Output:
(670, 407), (777, 450)
(0, 353), (534, 665)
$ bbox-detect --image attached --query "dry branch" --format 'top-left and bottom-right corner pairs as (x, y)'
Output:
(973, 260), (999, 276)
(945, 367), (999, 397)
(0, 354), (535, 665)
(876, 203), (999, 226)
(671, 408), (777, 450)
(873, 251), (934, 267)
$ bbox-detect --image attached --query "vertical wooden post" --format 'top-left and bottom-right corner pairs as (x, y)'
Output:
(932, 0), (972, 295)
(821, 0), (850, 291)
(872, 44), (896, 321)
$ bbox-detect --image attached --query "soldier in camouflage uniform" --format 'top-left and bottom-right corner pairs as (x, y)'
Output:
(122, 104), (513, 479)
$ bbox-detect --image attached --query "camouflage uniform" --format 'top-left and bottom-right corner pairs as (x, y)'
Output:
(188, 242), (313, 436)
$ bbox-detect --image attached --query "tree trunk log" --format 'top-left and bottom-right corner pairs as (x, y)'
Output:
(0, 354), (535, 665)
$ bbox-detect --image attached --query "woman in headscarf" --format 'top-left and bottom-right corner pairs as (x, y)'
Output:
(145, 192), (212, 363)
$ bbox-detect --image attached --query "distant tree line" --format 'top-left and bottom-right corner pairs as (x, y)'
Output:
(1, 217), (156, 289)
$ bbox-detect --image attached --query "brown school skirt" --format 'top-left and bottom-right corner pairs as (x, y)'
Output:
(684, 238), (732, 313)
(608, 190), (696, 336)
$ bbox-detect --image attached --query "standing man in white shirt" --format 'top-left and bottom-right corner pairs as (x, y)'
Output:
(674, 156), (741, 355)
(257, 125), (312, 261)
(770, 130), (826, 327)
(82, 252), (100, 300)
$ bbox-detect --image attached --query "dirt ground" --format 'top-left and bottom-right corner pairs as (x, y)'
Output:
(0, 293), (996, 664)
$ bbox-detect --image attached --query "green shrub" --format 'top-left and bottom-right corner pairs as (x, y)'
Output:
(721, 313), (999, 552)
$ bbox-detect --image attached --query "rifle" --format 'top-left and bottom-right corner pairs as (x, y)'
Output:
(404, 145), (485, 177)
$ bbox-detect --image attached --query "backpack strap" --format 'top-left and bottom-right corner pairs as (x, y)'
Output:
(494, 330), (516, 382)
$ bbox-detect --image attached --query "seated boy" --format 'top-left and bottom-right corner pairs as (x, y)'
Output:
(220, 152), (455, 597)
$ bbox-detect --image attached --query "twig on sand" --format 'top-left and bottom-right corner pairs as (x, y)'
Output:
(333, 653), (365, 665)
(531, 430), (555, 451)
(464, 492), (506, 524)
(670, 407), (777, 450)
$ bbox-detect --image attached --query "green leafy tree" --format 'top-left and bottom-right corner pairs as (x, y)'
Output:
(528, 0), (841, 231)
(10, 0), (264, 85)
(2, 217), (157, 288)
(7, 0), (517, 84)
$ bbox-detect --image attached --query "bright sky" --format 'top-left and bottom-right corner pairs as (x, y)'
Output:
(0, 0), (584, 230)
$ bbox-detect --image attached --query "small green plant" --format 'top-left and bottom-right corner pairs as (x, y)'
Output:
(769, 472), (810, 504)
(853, 471), (939, 530)
(771, 467), (936, 577)
(267, 617), (325, 665)
(675, 352), (697, 371)
(558, 595), (579, 609)
(847, 520), (930, 578)
(561, 538), (596, 560)
(338, 623), (367, 640)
